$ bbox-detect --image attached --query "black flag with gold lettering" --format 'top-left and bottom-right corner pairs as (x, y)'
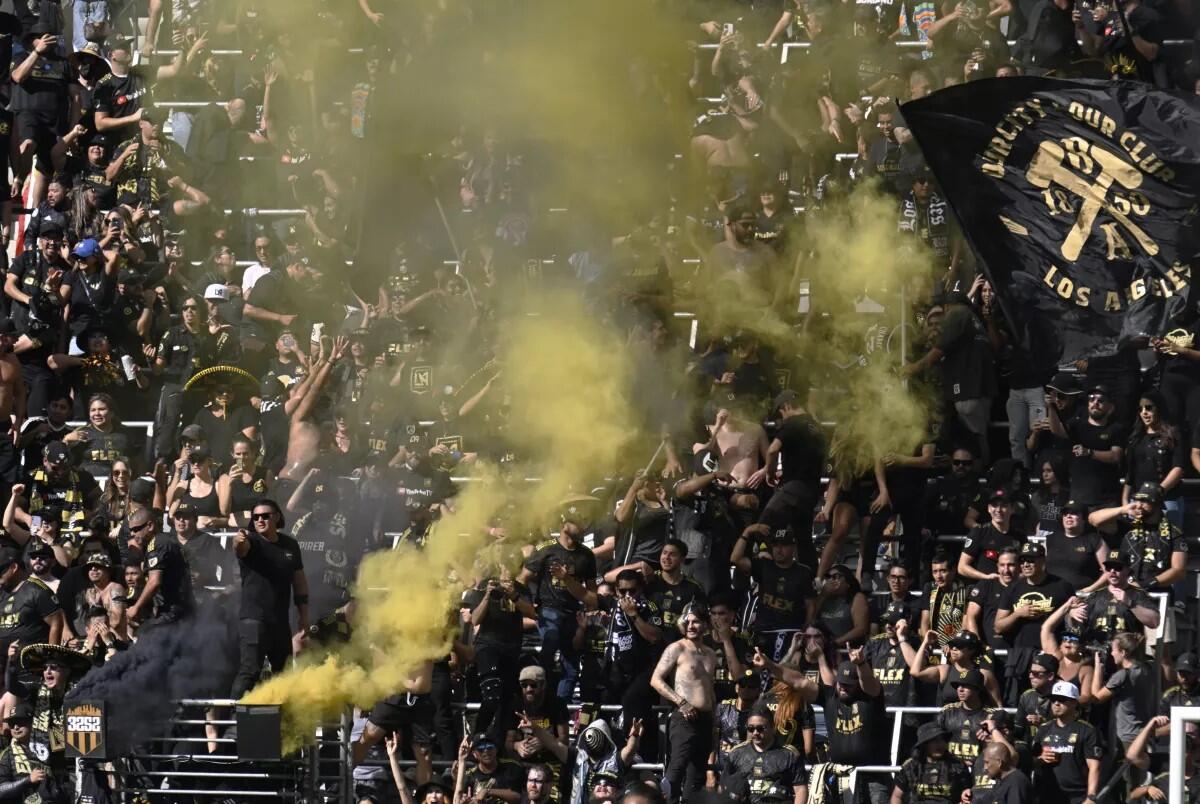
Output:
(901, 77), (1200, 371)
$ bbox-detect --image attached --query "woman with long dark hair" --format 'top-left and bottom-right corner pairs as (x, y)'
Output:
(1124, 389), (1185, 526)
(1031, 455), (1070, 537)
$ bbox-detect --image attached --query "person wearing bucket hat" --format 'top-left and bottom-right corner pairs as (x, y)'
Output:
(892, 721), (971, 804)
(936, 667), (997, 763)
(1031, 679), (1102, 803)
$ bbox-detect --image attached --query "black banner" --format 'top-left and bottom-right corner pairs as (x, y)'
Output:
(901, 77), (1200, 371)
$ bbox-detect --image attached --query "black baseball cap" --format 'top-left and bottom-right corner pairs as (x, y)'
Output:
(951, 668), (985, 690)
(44, 441), (69, 464)
(772, 389), (800, 413)
(1061, 500), (1086, 516)
(1032, 652), (1060, 675)
(1019, 542), (1046, 559)
(1132, 482), (1164, 505)
(1102, 549), (1128, 568)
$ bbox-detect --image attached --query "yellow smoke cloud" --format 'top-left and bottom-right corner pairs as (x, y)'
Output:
(243, 293), (638, 750)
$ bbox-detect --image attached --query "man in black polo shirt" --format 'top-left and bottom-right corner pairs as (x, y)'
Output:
(719, 706), (808, 804)
(1030, 680), (1101, 804)
(1076, 549), (1160, 644)
(731, 525), (815, 661)
(230, 499), (308, 698)
(995, 543), (1073, 706)
(1049, 384), (1124, 510)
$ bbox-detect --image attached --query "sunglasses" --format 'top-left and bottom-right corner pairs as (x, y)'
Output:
(519, 681), (542, 688)
(1088, 394), (1108, 402)
(594, 779), (616, 787)
(616, 588), (637, 595)
(952, 460), (972, 467)
(1029, 669), (1050, 677)
(1104, 564), (1125, 571)
(474, 743), (496, 752)
(824, 573), (845, 581)
(745, 724), (767, 733)
(130, 521), (153, 532)
(252, 512), (274, 521)
(1018, 557), (1040, 564)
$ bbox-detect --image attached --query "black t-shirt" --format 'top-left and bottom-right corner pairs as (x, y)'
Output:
(776, 414), (826, 489)
(750, 558), (815, 632)
(237, 531), (303, 625)
(963, 524), (1022, 578)
(1097, 3), (1166, 83)
(178, 531), (234, 595)
(522, 541), (597, 613)
(192, 405), (255, 469)
(9, 42), (71, 114)
(999, 574), (1074, 648)
(938, 305), (995, 402)
(156, 324), (215, 385)
(1044, 529), (1103, 591)
(257, 399), (289, 473)
(967, 578), (1012, 651)
(985, 768), (1035, 804)
(93, 69), (149, 144)
(1031, 719), (1101, 797)
(0, 577), (58, 644)
(823, 687), (885, 766)
(462, 581), (531, 648)
(1065, 417), (1125, 504)
(75, 426), (139, 477)
(1126, 431), (1185, 499)
(145, 532), (193, 617)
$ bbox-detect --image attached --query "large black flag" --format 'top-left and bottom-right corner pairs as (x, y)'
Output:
(901, 77), (1200, 372)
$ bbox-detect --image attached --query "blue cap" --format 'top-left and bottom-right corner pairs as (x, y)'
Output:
(71, 238), (100, 259)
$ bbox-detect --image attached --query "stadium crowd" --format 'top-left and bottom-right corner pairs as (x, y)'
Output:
(0, 0), (1189, 802)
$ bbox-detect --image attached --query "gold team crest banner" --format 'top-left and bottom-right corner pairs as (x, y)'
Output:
(901, 77), (1200, 372)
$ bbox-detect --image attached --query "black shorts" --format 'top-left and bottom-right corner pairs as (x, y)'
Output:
(367, 693), (434, 745)
(13, 109), (60, 169)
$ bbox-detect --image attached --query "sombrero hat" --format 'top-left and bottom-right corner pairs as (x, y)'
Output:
(183, 364), (257, 393)
(20, 643), (92, 674)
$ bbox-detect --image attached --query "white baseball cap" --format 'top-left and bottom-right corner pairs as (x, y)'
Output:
(204, 284), (228, 301)
(1050, 680), (1080, 701)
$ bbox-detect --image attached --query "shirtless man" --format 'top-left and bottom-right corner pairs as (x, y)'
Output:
(651, 603), (718, 802)
(704, 408), (769, 488)
(0, 321), (26, 501)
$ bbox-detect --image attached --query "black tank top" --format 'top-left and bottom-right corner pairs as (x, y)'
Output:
(228, 466), (269, 515)
(181, 479), (221, 518)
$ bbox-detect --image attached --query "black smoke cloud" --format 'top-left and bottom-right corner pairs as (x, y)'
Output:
(67, 601), (239, 756)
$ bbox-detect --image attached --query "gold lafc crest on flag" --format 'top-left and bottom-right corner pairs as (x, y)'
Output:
(65, 702), (104, 757)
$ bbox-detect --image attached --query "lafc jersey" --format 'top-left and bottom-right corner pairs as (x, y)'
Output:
(1120, 517), (1185, 592)
(936, 703), (998, 763)
(721, 741), (807, 803)
(894, 755), (971, 803)
(864, 634), (913, 706)
(645, 571), (704, 637)
(0, 577), (58, 643)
